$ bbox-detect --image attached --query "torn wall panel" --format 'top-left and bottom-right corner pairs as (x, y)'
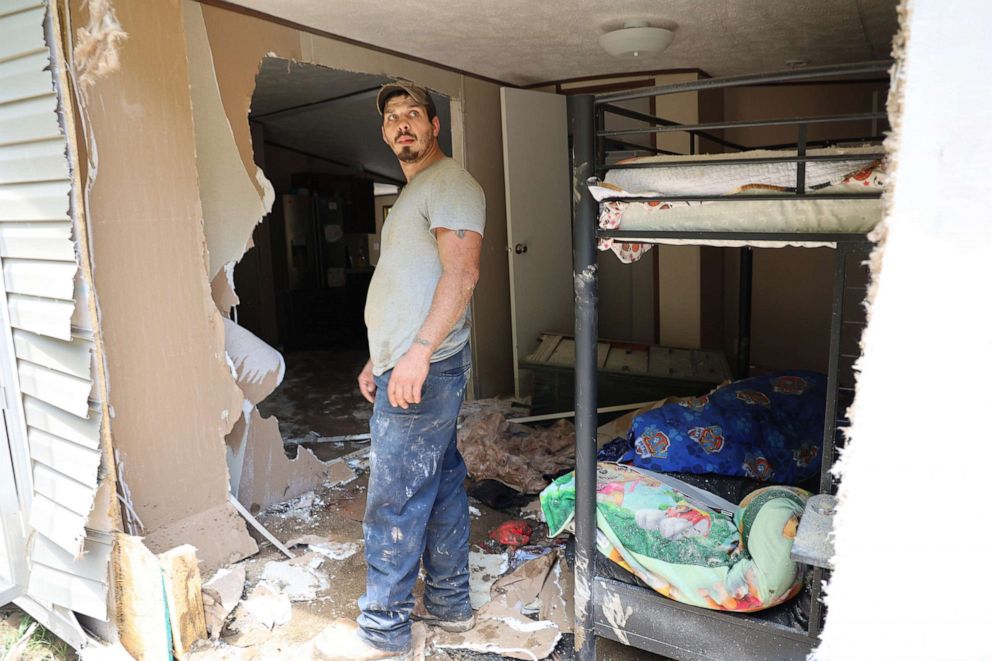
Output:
(223, 317), (284, 406)
(198, 3), (303, 196)
(232, 407), (333, 513)
(183, 1), (273, 280)
(66, 0), (254, 569)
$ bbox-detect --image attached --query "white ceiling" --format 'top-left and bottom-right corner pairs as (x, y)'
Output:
(251, 58), (452, 183)
(223, 0), (899, 86)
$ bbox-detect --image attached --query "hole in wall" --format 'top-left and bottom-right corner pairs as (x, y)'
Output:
(236, 57), (453, 457)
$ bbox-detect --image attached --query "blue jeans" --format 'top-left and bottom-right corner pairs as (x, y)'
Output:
(357, 344), (473, 653)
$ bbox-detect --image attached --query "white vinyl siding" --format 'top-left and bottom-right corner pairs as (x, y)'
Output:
(0, 2), (109, 622)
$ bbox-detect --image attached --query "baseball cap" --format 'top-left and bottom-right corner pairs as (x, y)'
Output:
(376, 80), (437, 117)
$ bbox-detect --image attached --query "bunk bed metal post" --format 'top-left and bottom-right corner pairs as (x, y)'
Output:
(736, 247), (754, 379)
(569, 93), (599, 661)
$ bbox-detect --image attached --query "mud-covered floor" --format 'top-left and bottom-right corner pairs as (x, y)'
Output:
(230, 347), (663, 660)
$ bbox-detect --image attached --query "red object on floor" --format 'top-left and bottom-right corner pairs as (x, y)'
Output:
(489, 520), (533, 547)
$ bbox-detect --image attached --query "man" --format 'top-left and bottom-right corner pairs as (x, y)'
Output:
(316, 81), (485, 661)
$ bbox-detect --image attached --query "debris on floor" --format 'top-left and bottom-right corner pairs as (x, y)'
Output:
(202, 565), (247, 639)
(457, 412), (575, 494)
(259, 553), (329, 601)
(469, 549), (509, 609)
(239, 582), (292, 630)
(434, 550), (571, 660)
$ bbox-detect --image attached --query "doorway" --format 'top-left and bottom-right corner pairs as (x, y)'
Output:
(236, 59), (453, 447)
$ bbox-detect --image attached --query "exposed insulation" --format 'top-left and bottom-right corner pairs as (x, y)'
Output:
(72, 0), (128, 90)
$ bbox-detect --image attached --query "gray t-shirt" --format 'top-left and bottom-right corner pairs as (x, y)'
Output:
(365, 158), (486, 376)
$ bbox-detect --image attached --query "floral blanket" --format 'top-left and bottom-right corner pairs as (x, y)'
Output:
(541, 463), (809, 612)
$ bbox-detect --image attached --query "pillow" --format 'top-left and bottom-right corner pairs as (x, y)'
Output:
(540, 462), (809, 612)
(621, 371), (826, 485)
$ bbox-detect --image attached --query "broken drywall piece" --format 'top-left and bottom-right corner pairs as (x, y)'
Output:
(240, 583), (291, 629)
(113, 534), (170, 661)
(469, 549), (509, 609)
(433, 599), (561, 661)
(489, 551), (556, 614)
(184, 1), (272, 279)
(74, 0), (128, 90)
(158, 545), (209, 657)
(202, 565), (247, 639)
(142, 502), (259, 576)
(259, 553), (328, 601)
(310, 540), (360, 561)
(224, 319), (285, 405)
(211, 262), (240, 317)
(538, 553), (573, 634)
(231, 408), (336, 513)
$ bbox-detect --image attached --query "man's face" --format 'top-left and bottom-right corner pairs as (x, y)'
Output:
(381, 93), (440, 164)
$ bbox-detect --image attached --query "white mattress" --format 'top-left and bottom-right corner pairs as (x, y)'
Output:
(591, 146), (885, 261)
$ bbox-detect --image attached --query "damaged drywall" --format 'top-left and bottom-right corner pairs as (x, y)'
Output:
(183, 1), (273, 281)
(67, 0), (258, 572)
(228, 406), (354, 513)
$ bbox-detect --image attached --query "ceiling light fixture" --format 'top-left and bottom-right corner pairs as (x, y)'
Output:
(599, 20), (675, 59)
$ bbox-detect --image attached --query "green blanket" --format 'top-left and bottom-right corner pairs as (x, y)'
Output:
(541, 462), (809, 612)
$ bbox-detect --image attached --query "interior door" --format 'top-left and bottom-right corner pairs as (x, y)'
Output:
(500, 88), (573, 396)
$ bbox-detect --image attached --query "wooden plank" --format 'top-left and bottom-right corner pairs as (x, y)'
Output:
(597, 342), (610, 368)
(547, 338), (576, 366)
(3, 258), (77, 299)
(28, 427), (100, 485)
(604, 346), (649, 373)
(13, 329), (92, 379)
(647, 346), (673, 377)
(0, 221), (75, 260)
(115, 534), (171, 660)
(23, 395), (100, 449)
(7, 293), (74, 339)
(525, 334), (562, 364)
(18, 359), (91, 418)
(158, 545), (208, 657)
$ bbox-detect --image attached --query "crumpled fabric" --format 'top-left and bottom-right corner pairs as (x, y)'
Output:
(457, 412), (575, 494)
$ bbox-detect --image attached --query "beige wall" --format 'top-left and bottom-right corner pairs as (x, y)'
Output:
(716, 81), (885, 372)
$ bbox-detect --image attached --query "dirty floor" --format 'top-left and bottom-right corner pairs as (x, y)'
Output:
(208, 347), (665, 660)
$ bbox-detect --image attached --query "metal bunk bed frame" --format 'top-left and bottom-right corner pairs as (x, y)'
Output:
(568, 60), (891, 661)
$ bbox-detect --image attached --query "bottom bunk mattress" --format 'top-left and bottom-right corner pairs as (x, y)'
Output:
(541, 462), (810, 613)
(591, 146), (885, 262)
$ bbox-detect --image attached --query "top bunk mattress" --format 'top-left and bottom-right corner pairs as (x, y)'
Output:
(591, 146), (885, 262)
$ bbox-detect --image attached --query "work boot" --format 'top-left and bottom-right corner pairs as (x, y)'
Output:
(312, 619), (412, 661)
(411, 602), (476, 633)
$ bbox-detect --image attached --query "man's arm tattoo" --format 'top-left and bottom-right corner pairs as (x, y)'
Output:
(456, 229), (466, 239)
(414, 337), (432, 347)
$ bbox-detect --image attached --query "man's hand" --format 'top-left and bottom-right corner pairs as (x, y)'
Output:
(387, 343), (432, 409)
(358, 359), (376, 403)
